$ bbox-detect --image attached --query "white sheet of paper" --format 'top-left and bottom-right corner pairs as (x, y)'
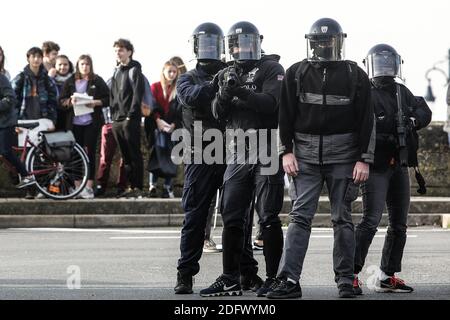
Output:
(72, 93), (94, 116)
(73, 103), (94, 116)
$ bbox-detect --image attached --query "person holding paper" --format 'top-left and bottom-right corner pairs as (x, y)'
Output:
(59, 54), (109, 199)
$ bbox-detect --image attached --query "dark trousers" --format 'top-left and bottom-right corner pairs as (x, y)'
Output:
(204, 192), (218, 241)
(177, 163), (226, 276)
(72, 123), (99, 180)
(355, 164), (410, 275)
(0, 126), (28, 176)
(221, 162), (284, 279)
(112, 119), (143, 190)
(278, 162), (356, 286)
(96, 123), (127, 190)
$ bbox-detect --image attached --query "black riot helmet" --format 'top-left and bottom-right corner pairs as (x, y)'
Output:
(305, 18), (347, 62)
(363, 44), (403, 80)
(190, 22), (224, 61)
(225, 21), (262, 62)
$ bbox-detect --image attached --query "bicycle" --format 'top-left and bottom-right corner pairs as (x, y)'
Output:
(0, 119), (89, 200)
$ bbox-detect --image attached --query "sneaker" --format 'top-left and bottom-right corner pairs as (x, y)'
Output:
(94, 186), (106, 197)
(148, 185), (157, 197)
(117, 187), (133, 198)
(240, 273), (264, 292)
(266, 279), (302, 299)
(256, 278), (279, 297)
(162, 187), (175, 199)
(174, 272), (193, 294)
(115, 187), (126, 198)
(16, 175), (36, 189)
(130, 188), (144, 199)
(24, 190), (35, 200)
(338, 283), (356, 298)
(79, 187), (94, 199)
(253, 240), (264, 251)
(203, 239), (221, 253)
(353, 275), (363, 295)
(375, 276), (414, 293)
(35, 192), (46, 199)
(200, 275), (242, 297)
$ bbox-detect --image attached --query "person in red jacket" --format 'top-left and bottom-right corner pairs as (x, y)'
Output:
(148, 60), (180, 198)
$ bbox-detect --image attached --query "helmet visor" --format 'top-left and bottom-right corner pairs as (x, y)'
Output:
(366, 52), (402, 79)
(190, 33), (223, 60)
(225, 33), (261, 62)
(306, 35), (345, 62)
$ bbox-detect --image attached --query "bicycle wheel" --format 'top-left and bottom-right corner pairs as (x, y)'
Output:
(27, 143), (89, 200)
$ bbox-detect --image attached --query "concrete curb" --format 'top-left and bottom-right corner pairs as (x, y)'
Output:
(0, 197), (449, 228)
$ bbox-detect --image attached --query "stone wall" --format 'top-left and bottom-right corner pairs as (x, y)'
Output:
(1, 122), (449, 197)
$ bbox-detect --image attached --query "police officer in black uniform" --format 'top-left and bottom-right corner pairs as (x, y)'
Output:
(200, 21), (285, 297)
(353, 44), (431, 295)
(269, 18), (375, 299)
(174, 22), (227, 294)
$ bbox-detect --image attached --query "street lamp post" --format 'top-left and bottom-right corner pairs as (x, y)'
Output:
(424, 48), (450, 102)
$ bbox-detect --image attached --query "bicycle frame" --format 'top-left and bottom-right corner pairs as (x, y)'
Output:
(11, 132), (57, 177)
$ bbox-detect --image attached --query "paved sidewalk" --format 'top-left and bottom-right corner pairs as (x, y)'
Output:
(0, 226), (449, 300)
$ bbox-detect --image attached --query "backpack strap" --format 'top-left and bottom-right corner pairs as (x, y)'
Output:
(294, 59), (310, 99)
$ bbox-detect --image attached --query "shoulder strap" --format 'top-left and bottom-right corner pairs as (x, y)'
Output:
(294, 59), (310, 98)
(345, 60), (359, 102)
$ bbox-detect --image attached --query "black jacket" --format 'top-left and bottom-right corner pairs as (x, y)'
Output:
(0, 73), (18, 129)
(177, 63), (225, 137)
(279, 60), (374, 165)
(110, 60), (145, 121)
(370, 80), (432, 169)
(212, 54), (285, 131)
(59, 74), (110, 130)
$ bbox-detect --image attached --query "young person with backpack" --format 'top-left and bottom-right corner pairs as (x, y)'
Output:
(110, 39), (145, 199)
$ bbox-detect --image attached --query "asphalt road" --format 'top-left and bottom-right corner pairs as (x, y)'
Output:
(0, 226), (449, 300)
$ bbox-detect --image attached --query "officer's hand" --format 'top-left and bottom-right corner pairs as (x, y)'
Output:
(353, 161), (369, 184)
(218, 85), (233, 102)
(210, 71), (221, 92)
(230, 86), (251, 100)
(283, 153), (299, 177)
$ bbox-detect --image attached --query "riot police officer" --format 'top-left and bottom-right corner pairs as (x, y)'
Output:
(269, 18), (375, 299)
(353, 44), (431, 295)
(200, 21), (285, 297)
(174, 22), (227, 294)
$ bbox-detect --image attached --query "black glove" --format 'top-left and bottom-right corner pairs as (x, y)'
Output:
(210, 68), (228, 90)
(209, 72), (221, 93)
(218, 85), (233, 102)
(230, 86), (252, 100)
